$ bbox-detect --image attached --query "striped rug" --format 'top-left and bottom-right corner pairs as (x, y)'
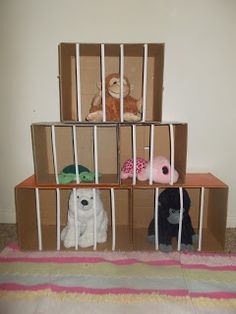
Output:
(0, 244), (236, 313)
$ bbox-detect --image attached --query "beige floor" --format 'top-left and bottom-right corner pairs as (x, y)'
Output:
(1, 223), (236, 253)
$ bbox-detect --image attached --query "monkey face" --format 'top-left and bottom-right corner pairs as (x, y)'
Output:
(167, 208), (185, 224)
(108, 76), (130, 99)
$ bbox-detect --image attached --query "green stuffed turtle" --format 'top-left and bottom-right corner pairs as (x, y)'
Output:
(58, 164), (98, 184)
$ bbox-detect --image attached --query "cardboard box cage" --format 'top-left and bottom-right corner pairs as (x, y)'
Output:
(16, 174), (228, 252)
(59, 43), (164, 122)
(31, 122), (187, 186)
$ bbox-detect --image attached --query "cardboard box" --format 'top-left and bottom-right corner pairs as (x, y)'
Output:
(31, 122), (187, 186)
(59, 43), (164, 122)
(16, 177), (132, 251)
(15, 173), (228, 252)
(133, 174), (228, 252)
(32, 123), (119, 185)
(120, 122), (187, 185)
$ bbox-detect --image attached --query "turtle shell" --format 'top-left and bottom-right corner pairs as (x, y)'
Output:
(62, 164), (90, 174)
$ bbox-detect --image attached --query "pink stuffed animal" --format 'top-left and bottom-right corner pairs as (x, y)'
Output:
(121, 157), (148, 180)
(137, 156), (179, 184)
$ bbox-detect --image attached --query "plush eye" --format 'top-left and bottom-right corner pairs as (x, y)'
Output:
(77, 195), (79, 199)
(90, 196), (93, 200)
(110, 78), (118, 86)
(162, 166), (169, 175)
(170, 208), (175, 214)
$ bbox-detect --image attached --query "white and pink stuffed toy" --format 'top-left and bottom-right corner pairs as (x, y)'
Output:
(121, 156), (179, 184)
(121, 157), (148, 180)
(138, 156), (179, 183)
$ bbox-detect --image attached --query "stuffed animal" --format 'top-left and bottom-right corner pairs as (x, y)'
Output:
(147, 188), (196, 252)
(86, 73), (142, 122)
(61, 188), (108, 248)
(121, 157), (148, 180)
(58, 164), (100, 184)
(137, 156), (179, 184)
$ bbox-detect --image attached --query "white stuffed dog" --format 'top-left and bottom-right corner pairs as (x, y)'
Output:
(61, 188), (108, 248)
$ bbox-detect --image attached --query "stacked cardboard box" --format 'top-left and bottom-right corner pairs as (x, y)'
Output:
(16, 43), (228, 252)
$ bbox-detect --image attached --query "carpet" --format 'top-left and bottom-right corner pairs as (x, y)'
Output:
(0, 244), (236, 313)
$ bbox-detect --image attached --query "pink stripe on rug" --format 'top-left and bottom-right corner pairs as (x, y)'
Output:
(1, 256), (236, 271)
(0, 256), (180, 266)
(1, 283), (236, 299)
(0, 283), (189, 297)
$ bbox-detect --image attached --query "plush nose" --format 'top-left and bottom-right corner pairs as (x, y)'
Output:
(81, 199), (88, 206)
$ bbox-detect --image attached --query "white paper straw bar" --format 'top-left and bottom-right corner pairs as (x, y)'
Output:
(120, 44), (124, 122)
(93, 188), (97, 250)
(149, 124), (155, 185)
(111, 188), (116, 251)
(198, 187), (205, 251)
(35, 188), (42, 251)
(51, 125), (59, 184)
(73, 188), (78, 250)
(72, 125), (80, 184)
(101, 44), (106, 122)
(56, 188), (61, 251)
(169, 124), (175, 185)
(93, 126), (99, 184)
(177, 187), (184, 251)
(142, 44), (148, 122)
(132, 125), (137, 185)
(155, 187), (159, 250)
(76, 43), (82, 122)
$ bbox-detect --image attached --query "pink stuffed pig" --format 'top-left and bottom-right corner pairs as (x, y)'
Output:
(137, 156), (179, 184)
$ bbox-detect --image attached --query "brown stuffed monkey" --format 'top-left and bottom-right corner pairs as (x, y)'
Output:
(86, 73), (142, 122)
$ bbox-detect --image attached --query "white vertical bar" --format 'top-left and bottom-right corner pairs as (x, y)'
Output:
(132, 125), (137, 185)
(93, 125), (99, 184)
(35, 188), (42, 251)
(73, 188), (78, 250)
(72, 125), (80, 184)
(73, 188), (79, 250)
(120, 44), (124, 122)
(169, 124), (175, 185)
(149, 124), (155, 185)
(198, 187), (205, 251)
(111, 188), (116, 251)
(76, 43), (82, 122)
(101, 44), (106, 122)
(51, 125), (59, 184)
(93, 188), (97, 250)
(154, 188), (159, 250)
(56, 188), (61, 251)
(177, 187), (184, 251)
(142, 44), (148, 122)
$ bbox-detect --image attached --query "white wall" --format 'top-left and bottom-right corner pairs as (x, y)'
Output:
(0, 0), (236, 226)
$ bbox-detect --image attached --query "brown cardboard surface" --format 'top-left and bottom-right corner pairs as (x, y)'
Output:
(16, 177), (228, 252)
(32, 123), (119, 185)
(16, 187), (132, 251)
(132, 187), (227, 252)
(133, 228), (225, 252)
(16, 173), (228, 189)
(119, 123), (187, 185)
(32, 122), (187, 186)
(59, 43), (164, 122)
(16, 188), (38, 250)
(207, 188), (228, 248)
